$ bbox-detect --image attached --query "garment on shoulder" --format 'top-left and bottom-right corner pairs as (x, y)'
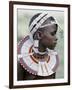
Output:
(17, 36), (59, 77)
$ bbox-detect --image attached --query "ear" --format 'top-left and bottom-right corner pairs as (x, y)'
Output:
(37, 31), (44, 40)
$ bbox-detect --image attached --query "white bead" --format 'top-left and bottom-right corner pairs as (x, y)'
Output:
(34, 40), (39, 48)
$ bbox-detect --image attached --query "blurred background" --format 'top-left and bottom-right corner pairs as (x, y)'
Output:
(17, 9), (64, 79)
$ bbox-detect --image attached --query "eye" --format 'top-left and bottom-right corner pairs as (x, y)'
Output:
(51, 32), (55, 36)
(51, 31), (57, 36)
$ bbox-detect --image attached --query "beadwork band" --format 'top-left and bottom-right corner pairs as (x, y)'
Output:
(29, 13), (57, 43)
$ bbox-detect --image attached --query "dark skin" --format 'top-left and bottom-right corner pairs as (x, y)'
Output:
(17, 20), (58, 80)
(36, 24), (58, 52)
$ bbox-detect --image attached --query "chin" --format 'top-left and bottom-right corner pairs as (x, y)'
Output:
(48, 46), (55, 50)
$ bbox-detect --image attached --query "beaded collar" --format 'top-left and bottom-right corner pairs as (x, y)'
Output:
(17, 36), (59, 76)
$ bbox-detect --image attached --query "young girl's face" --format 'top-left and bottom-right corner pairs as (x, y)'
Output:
(40, 24), (58, 50)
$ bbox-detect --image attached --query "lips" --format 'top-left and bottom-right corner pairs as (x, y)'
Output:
(53, 41), (57, 48)
(53, 40), (57, 44)
(54, 42), (57, 45)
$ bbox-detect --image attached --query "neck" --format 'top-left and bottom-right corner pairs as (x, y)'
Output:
(38, 41), (46, 52)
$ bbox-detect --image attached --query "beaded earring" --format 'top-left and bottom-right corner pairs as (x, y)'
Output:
(33, 40), (39, 48)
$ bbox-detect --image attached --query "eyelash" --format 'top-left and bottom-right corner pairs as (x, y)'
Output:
(51, 33), (55, 36)
(51, 31), (56, 36)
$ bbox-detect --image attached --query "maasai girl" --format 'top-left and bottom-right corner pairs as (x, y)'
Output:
(17, 13), (59, 80)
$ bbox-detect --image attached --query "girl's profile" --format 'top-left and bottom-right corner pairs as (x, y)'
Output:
(17, 13), (59, 80)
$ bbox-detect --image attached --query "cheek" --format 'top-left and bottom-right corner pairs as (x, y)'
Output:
(41, 35), (54, 46)
(45, 35), (54, 44)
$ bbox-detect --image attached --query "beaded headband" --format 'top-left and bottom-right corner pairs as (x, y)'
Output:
(29, 13), (57, 42)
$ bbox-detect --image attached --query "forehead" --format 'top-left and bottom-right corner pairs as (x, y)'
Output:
(41, 24), (58, 33)
(40, 17), (58, 32)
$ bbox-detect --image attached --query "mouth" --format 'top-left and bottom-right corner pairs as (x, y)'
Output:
(53, 42), (57, 47)
(53, 40), (57, 44)
(52, 41), (57, 48)
(54, 42), (57, 45)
